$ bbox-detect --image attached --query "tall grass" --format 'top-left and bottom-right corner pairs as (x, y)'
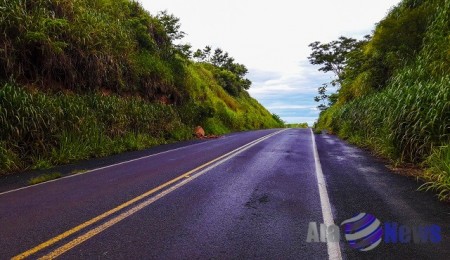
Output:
(316, 0), (450, 200)
(184, 63), (283, 131)
(0, 0), (284, 175)
(0, 64), (283, 174)
(0, 0), (185, 101)
(0, 83), (183, 174)
(420, 145), (450, 201)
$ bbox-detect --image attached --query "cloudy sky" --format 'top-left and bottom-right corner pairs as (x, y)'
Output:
(139, 0), (401, 125)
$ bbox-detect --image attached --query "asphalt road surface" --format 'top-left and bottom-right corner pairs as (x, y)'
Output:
(0, 129), (448, 259)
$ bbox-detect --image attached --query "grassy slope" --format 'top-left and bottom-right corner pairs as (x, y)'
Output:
(0, 64), (282, 175)
(315, 0), (450, 200)
(0, 0), (282, 175)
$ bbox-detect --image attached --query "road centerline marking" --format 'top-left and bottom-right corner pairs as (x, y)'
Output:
(13, 129), (287, 260)
(0, 135), (246, 196)
(310, 129), (343, 260)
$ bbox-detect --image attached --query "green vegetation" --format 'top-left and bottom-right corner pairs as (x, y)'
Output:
(312, 0), (449, 200)
(71, 169), (88, 174)
(285, 123), (309, 128)
(420, 146), (450, 201)
(28, 172), (62, 185)
(0, 0), (283, 175)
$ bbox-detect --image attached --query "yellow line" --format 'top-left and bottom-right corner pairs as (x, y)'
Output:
(39, 129), (285, 259)
(13, 130), (285, 260)
(39, 180), (186, 259)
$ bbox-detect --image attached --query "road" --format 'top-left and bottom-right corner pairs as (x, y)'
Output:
(0, 129), (448, 259)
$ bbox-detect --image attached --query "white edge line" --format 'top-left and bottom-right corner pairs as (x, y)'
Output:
(310, 128), (343, 260)
(0, 130), (280, 196)
(12, 129), (286, 260)
(0, 142), (203, 196)
(39, 129), (288, 258)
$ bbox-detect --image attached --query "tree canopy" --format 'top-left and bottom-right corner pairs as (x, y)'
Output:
(308, 36), (369, 109)
(194, 46), (252, 96)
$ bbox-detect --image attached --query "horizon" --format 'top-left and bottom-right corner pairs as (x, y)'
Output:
(139, 0), (402, 125)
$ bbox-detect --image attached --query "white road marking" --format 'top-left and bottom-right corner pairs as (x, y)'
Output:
(0, 131), (274, 196)
(37, 129), (288, 259)
(310, 129), (343, 260)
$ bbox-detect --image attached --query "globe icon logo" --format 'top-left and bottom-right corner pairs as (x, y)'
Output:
(341, 213), (383, 251)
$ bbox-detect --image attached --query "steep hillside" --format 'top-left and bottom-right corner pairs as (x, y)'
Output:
(315, 0), (449, 200)
(0, 0), (283, 174)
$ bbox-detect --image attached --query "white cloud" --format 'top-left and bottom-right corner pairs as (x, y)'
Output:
(138, 0), (402, 122)
(247, 62), (331, 100)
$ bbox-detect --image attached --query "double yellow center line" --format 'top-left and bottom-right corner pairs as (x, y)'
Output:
(13, 129), (286, 259)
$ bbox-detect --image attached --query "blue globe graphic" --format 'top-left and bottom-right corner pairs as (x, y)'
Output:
(341, 213), (383, 251)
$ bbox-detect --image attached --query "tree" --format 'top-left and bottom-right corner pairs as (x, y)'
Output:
(177, 43), (192, 59)
(192, 46), (252, 95)
(156, 11), (192, 58)
(211, 48), (230, 67)
(193, 49), (205, 61)
(193, 45), (212, 62)
(203, 46), (212, 61)
(308, 36), (366, 82)
(156, 11), (185, 43)
(314, 83), (329, 111)
(272, 114), (285, 125)
(308, 36), (369, 109)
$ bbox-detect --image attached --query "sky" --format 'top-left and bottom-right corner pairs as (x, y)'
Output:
(139, 0), (402, 125)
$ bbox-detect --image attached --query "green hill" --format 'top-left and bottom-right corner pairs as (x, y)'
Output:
(0, 0), (283, 174)
(314, 0), (449, 200)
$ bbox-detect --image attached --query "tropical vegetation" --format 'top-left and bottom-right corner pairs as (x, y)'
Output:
(0, 0), (283, 174)
(311, 0), (449, 200)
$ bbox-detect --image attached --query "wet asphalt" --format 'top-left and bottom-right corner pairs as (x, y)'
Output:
(0, 129), (448, 259)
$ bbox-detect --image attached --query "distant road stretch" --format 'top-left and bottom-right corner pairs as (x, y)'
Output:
(0, 129), (448, 259)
